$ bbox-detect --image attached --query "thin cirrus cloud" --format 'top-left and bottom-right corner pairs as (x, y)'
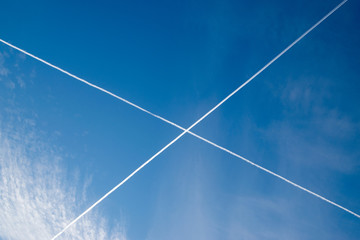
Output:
(0, 121), (127, 240)
(0, 52), (10, 79)
(267, 77), (360, 173)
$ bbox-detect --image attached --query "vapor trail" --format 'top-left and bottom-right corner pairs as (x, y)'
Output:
(1, 1), (355, 239)
(47, 1), (352, 238)
(187, 131), (360, 219)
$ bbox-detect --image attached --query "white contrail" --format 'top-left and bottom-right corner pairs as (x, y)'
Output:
(47, 1), (352, 238)
(0, 39), (181, 131)
(1, 0), (355, 239)
(186, 132), (360, 219)
(0, 0), (348, 136)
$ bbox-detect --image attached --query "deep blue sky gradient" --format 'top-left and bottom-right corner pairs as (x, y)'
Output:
(0, 0), (360, 239)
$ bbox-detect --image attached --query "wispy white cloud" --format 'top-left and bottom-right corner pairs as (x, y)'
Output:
(280, 78), (358, 137)
(0, 122), (127, 240)
(0, 51), (10, 79)
(266, 77), (360, 173)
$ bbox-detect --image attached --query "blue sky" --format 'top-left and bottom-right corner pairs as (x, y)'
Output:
(0, 0), (360, 239)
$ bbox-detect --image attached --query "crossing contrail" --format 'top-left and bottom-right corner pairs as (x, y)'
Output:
(1, 1), (355, 239)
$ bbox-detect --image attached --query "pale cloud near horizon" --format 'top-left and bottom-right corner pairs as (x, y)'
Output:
(143, 147), (351, 240)
(0, 122), (127, 240)
(145, 154), (217, 240)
